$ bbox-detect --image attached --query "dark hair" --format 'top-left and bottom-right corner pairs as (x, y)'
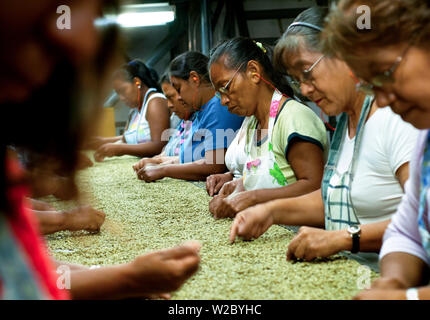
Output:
(159, 71), (171, 87)
(274, 7), (329, 74)
(168, 51), (211, 83)
(323, 0), (430, 61)
(116, 59), (161, 91)
(209, 37), (293, 96)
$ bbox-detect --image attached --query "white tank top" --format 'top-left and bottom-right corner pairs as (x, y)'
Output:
(124, 90), (166, 144)
(225, 117), (250, 178)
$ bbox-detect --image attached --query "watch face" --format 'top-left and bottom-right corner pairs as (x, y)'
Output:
(348, 225), (360, 234)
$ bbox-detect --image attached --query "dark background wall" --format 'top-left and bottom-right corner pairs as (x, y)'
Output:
(112, 0), (334, 135)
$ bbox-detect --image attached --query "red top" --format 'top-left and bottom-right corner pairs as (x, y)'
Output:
(1, 154), (69, 300)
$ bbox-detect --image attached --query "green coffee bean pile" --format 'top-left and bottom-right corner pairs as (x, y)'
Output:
(44, 155), (378, 299)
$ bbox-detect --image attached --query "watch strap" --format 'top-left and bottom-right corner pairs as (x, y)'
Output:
(351, 232), (360, 253)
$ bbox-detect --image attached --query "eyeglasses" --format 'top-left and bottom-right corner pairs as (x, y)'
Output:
(289, 55), (324, 93)
(356, 44), (412, 95)
(215, 62), (245, 99)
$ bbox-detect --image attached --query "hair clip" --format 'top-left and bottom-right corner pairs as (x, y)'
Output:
(253, 41), (267, 54)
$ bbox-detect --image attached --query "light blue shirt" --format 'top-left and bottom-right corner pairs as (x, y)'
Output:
(180, 96), (244, 163)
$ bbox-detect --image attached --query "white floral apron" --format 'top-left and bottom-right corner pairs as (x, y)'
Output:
(243, 91), (290, 191)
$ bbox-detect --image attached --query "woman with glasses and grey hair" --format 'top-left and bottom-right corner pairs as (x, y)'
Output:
(324, 0), (430, 300)
(208, 36), (328, 220)
(228, 7), (418, 271)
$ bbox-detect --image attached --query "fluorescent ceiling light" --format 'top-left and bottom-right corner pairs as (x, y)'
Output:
(95, 3), (175, 28)
(116, 11), (174, 28)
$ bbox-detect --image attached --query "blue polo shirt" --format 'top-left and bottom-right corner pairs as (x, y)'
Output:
(180, 96), (244, 163)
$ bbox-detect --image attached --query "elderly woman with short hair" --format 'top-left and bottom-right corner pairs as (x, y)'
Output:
(228, 7), (419, 271)
(323, 0), (430, 300)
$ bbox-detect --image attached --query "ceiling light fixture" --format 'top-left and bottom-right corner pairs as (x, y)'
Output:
(95, 3), (175, 28)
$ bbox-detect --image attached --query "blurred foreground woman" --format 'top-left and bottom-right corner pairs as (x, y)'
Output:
(0, 0), (199, 299)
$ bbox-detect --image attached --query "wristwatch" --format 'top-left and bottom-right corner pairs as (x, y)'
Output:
(347, 225), (361, 254)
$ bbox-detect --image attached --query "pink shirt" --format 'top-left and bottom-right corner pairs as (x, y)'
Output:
(380, 129), (430, 265)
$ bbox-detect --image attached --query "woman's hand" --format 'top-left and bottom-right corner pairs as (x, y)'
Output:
(208, 178), (246, 219)
(218, 178), (244, 197)
(94, 143), (121, 162)
(209, 195), (224, 218)
(133, 158), (164, 173)
(210, 190), (258, 219)
(126, 241), (201, 296)
(63, 205), (106, 232)
(133, 158), (150, 172)
(286, 227), (349, 261)
(229, 203), (275, 243)
(137, 166), (166, 182)
(206, 173), (233, 196)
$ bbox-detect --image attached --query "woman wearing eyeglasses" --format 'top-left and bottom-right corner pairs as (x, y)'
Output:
(228, 7), (418, 271)
(324, 0), (430, 300)
(208, 37), (328, 220)
(136, 51), (244, 182)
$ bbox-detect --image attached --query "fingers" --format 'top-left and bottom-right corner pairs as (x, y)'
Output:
(94, 151), (104, 163)
(217, 198), (232, 219)
(133, 159), (148, 172)
(230, 214), (244, 244)
(161, 241), (201, 260)
(292, 240), (307, 261)
(286, 236), (299, 261)
(286, 235), (313, 261)
(214, 198), (232, 220)
(206, 176), (216, 196)
(95, 209), (106, 224)
(218, 182), (232, 197)
(137, 168), (143, 180)
(86, 207), (106, 231)
(162, 242), (201, 284)
(182, 240), (202, 253)
(208, 196), (220, 216)
(137, 168), (146, 181)
(173, 254), (200, 281)
(214, 179), (225, 195)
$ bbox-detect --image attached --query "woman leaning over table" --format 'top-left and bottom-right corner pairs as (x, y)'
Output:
(323, 0), (430, 299)
(136, 51), (244, 182)
(0, 0), (200, 299)
(208, 36), (328, 219)
(132, 73), (194, 172)
(91, 60), (171, 162)
(228, 7), (418, 271)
